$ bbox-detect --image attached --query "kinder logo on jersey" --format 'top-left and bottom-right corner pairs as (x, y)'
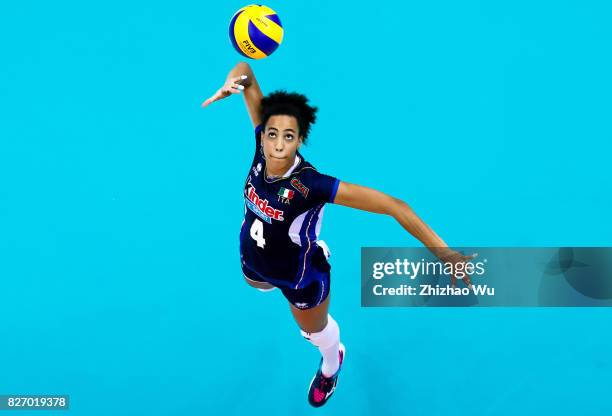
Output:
(245, 184), (284, 223)
(290, 178), (309, 198)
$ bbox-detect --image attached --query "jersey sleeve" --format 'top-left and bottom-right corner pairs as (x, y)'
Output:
(307, 170), (341, 204)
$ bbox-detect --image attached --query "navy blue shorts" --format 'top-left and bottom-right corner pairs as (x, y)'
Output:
(242, 264), (330, 310)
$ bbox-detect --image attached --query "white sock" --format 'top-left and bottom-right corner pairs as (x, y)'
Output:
(300, 315), (340, 377)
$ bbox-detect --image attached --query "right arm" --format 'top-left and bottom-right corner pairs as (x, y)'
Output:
(201, 62), (263, 128)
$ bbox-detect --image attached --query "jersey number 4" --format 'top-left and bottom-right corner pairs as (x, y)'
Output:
(249, 219), (266, 248)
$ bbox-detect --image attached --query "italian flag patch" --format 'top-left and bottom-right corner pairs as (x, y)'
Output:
(278, 187), (294, 199)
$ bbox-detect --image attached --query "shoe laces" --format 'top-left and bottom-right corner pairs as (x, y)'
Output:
(318, 373), (333, 392)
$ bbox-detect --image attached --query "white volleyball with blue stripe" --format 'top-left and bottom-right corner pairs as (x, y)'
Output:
(229, 5), (284, 59)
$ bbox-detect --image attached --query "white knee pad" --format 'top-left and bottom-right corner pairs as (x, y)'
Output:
(300, 314), (340, 349)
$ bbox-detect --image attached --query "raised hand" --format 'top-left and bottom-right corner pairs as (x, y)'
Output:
(201, 75), (248, 107)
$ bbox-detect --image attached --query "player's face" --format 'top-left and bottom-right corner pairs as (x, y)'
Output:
(262, 115), (303, 174)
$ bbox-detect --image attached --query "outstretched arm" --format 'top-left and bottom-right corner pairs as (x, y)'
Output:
(334, 181), (447, 252)
(333, 181), (475, 286)
(202, 62), (263, 128)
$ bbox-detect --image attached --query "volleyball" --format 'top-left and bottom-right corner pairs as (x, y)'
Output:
(229, 5), (284, 59)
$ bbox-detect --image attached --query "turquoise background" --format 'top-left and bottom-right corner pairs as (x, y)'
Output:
(1, 1), (611, 415)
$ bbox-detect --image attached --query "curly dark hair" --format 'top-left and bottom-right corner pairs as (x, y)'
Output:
(260, 90), (318, 143)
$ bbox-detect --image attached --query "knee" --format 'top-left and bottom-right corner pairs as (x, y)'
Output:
(300, 315), (339, 349)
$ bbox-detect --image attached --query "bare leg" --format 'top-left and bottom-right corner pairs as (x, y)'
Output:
(288, 293), (330, 333)
(243, 276), (275, 290)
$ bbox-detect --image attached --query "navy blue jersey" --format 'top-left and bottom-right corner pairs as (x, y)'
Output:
(240, 124), (340, 289)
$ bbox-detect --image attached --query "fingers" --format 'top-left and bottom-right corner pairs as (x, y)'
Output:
(201, 94), (219, 107)
(229, 83), (245, 93)
(231, 74), (248, 84)
(457, 252), (477, 262)
(450, 259), (476, 289)
(221, 82), (244, 95)
(201, 82), (244, 108)
(451, 273), (472, 289)
(463, 274), (473, 289)
(463, 253), (477, 288)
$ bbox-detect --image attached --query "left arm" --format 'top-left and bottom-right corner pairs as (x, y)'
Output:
(333, 181), (449, 256)
(333, 181), (474, 287)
